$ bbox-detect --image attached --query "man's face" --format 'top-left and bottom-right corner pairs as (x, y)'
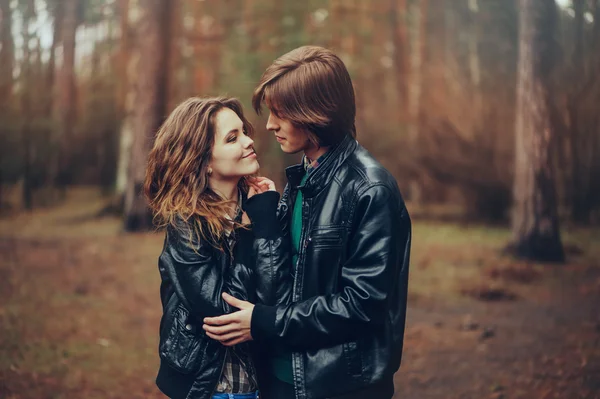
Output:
(266, 110), (311, 154)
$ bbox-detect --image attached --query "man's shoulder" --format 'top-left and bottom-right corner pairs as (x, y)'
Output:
(338, 142), (399, 193)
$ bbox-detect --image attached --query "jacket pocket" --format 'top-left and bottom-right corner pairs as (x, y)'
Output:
(159, 304), (206, 374)
(309, 227), (344, 249)
(343, 340), (363, 378)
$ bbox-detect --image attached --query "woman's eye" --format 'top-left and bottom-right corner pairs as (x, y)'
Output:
(227, 136), (237, 143)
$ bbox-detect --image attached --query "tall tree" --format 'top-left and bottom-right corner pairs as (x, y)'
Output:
(507, 0), (564, 262)
(115, 0), (137, 202)
(0, 0), (14, 206)
(55, 0), (78, 190)
(390, 0), (408, 115)
(467, 0), (481, 114)
(406, 0), (427, 202)
(44, 0), (62, 117)
(123, 0), (172, 231)
(19, 0), (36, 209)
(568, 0), (596, 224)
(117, 0), (130, 117)
(0, 0), (14, 109)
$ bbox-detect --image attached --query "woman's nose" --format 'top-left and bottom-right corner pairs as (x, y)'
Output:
(243, 135), (254, 147)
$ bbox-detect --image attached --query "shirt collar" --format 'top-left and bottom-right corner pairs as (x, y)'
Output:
(302, 147), (335, 174)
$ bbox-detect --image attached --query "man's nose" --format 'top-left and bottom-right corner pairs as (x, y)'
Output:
(266, 113), (278, 131)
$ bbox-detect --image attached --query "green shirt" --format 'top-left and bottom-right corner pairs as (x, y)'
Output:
(291, 173), (309, 270)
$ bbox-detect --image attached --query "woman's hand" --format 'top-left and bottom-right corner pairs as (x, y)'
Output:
(247, 177), (276, 198)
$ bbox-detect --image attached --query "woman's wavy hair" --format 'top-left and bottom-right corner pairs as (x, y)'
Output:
(144, 96), (254, 250)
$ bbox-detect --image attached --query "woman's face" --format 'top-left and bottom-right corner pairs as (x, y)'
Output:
(209, 107), (259, 180)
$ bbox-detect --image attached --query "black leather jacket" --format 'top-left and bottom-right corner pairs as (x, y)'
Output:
(155, 192), (289, 399)
(250, 135), (412, 399)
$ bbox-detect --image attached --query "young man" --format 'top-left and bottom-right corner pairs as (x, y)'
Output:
(203, 46), (411, 399)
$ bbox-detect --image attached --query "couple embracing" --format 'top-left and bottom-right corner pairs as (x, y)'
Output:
(144, 46), (412, 399)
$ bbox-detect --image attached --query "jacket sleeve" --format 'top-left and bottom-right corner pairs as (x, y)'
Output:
(250, 184), (411, 348)
(243, 191), (293, 307)
(224, 227), (257, 304)
(159, 219), (226, 320)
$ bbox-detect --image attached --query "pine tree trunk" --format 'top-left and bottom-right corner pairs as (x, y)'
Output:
(0, 0), (14, 109)
(56, 0), (77, 190)
(115, 0), (137, 204)
(406, 0), (427, 202)
(569, 0), (592, 224)
(390, 0), (408, 118)
(467, 0), (481, 115)
(123, 0), (172, 231)
(20, 0), (35, 210)
(117, 0), (129, 119)
(0, 0), (14, 209)
(507, 0), (564, 262)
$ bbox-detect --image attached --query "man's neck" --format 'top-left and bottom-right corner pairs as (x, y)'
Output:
(304, 145), (329, 163)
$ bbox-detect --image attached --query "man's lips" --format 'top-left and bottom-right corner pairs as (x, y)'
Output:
(275, 135), (285, 142)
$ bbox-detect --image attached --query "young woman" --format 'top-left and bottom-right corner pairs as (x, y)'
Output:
(144, 97), (288, 399)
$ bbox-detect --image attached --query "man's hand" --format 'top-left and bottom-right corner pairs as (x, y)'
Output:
(203, 293), (255, 346)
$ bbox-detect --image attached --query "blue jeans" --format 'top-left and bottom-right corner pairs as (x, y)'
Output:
(212, 391), (259, 399)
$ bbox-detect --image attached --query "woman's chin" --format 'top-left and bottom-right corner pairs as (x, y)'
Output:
(244, 163), (260, 176)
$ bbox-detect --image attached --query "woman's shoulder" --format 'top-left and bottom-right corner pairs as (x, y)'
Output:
(165, 214), (215, 251)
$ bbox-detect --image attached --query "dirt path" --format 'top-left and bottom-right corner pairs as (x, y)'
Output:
(0, 193), (599, 399)
(395, 279), (600, 399)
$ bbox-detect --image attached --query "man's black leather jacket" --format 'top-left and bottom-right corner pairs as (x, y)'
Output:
(250, 135), (412, 399)
(155, 193), (288, 399)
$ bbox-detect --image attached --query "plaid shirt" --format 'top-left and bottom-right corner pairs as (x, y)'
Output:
(215, 347), (258, 393)
(302, 154), (321, 173)
(302, 144), (337, 174)
(215, 193), (258, 394)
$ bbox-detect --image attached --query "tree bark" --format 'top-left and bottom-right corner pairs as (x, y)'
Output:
(0, 0), (14, 110)
(390, 0), (408, 116)
(20, 0), (36, 210)
(507, 0), (564, 262)
(569, 0), (594, 224)
(55, 0), (78, 190)
(117, 0), (129, 119)
(467, 0), (481, 114)
(123, 0), (172, 231)
(594, 0), (600, 49)
(406, 0), (427, 201)
(115, 0), (138, 203)
(45, 1), (62, 117)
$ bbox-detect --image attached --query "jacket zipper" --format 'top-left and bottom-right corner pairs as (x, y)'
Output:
(290, 192), (310, 399)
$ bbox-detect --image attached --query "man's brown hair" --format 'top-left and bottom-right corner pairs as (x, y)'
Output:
(252, 45), (356, 147)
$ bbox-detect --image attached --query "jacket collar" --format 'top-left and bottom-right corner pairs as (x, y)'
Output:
(285, 134), (357, 197)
